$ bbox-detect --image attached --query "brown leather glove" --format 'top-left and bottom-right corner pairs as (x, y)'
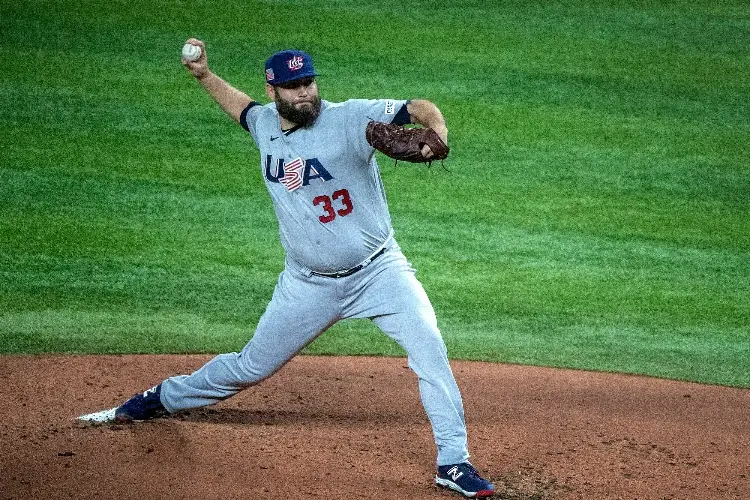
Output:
(365, 121), (450, 163)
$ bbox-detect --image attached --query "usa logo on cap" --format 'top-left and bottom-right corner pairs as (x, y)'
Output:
(287, 56), (304, 71)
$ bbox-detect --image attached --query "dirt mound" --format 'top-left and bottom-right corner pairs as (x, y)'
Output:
(0, 355), (747, 499)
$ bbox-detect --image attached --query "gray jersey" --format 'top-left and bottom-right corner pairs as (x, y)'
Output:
(241, 99), (407, 273)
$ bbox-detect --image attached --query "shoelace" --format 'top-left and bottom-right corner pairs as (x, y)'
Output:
(464, 464), (481, 478)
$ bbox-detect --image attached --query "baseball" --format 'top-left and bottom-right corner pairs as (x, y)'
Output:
(182, 43), (202, 62)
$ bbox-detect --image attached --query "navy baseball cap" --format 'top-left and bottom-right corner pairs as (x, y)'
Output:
(264, 49), (318, 86)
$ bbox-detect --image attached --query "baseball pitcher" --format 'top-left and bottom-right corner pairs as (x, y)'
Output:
(79, 38), (494, 498)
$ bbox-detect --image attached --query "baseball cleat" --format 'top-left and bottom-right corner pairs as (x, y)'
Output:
(113, 384), (168, 423)
(77, 407), (118, 424)
(435, 462), (495, 498)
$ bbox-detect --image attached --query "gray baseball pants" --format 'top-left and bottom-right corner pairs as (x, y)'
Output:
(160, 244), (470, 466)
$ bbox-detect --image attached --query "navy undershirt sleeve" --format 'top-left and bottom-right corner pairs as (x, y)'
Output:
(239, 101), (261, 132)
(391, 100), (412, 126)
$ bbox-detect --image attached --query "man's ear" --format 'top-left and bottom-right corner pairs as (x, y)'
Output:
(265, 84), (276, 101)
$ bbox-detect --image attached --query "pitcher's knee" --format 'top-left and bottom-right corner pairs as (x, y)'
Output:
(235, 345), (289, 385)
(411, 321), (449, 356)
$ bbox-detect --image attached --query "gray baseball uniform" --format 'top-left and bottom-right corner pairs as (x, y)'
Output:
(159, 98), (470, 466)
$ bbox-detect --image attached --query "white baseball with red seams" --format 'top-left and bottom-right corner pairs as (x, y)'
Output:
(181, 43), (201, 62)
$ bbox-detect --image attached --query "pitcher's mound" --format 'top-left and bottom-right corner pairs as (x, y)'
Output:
(0, 354), (747, 499)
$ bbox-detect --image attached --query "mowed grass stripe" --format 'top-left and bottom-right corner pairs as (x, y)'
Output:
(1, 0), (748, 386)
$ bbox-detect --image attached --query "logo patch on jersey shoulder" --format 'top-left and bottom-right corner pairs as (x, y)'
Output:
(385, 100), (396, 115)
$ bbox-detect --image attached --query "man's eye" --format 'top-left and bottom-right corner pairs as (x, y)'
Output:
(281, 78), (314, 89)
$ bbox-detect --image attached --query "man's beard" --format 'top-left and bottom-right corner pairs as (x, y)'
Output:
(275, 92), (321, 128)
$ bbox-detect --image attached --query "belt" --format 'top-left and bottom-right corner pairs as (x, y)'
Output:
(310, 247), (387, 279)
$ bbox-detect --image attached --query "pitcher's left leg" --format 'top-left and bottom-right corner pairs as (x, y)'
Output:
(352, 256), (469, 466)
(373, 306), (469, 466)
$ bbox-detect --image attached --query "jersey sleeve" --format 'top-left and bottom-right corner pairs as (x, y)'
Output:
(345, 99), (409, 161)
(391, 101), (412, 126)
(239, 101), (264, 142)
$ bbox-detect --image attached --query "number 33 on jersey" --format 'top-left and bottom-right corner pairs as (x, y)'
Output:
(314, 189), (353, 223)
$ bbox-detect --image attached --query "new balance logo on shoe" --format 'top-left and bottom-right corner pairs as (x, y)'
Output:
(143, 386), (159, 397)
(447, 466), (464, 481)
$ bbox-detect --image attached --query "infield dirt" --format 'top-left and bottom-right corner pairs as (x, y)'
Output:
(1, 355), (747, 499)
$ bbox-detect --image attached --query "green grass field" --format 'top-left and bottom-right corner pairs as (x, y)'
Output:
(1, 0), (748, 387)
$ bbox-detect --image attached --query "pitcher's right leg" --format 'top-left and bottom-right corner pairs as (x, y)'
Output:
(160, 268), (340, 412)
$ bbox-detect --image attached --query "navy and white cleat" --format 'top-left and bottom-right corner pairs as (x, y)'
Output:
(435, 462), (495, 498)
(113, 384), (168, 423)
